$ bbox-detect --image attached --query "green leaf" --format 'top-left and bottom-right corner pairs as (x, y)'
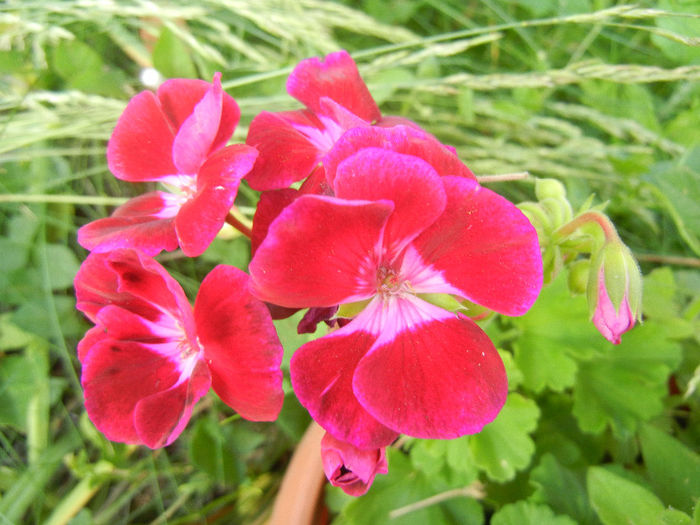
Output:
(469, 393), (540, 482)
(189, 417), (243, 486)
(339, 448), (483, 525)
(572, 321), (683, 439)
(275, 393), (311, 442)
(498, 349), (524, 391)
(643, 267), (680, 320)
(491, 501), (577, 525)
(0, 354), (38, 430)
(639, 424), (700, 514)
(42, 243), (81, 290)
(52, 40), (103, 82)
(652, 0), (700, 65)
(512, 275), (595, 393)
(587, 467), (666, 525)
(644, 148), (700, 256)
(530, 454), (598, 525)
(661, 508), (693, 525)
(200, 235), (251, 270)
(152, 26), (198, 79)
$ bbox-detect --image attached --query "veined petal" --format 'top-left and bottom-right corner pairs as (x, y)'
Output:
(194, 266), (284, 421)
(334, 148), (446, 258)
(249, 195), (393, 308)
(323, 125), (475, 187)
(77, 192), (180, 256)
(107, 91), (177, 182)
(287, 50), (380, 123)
(175, 144), (258, 257)
(413, 176), (543, 316)
(290, 324), (399, 449)
(81, 339), (211, 448)
(157, 76), (240, 153)
(172, 73), (224, 175)
(353, 296), (507, 438)
(245, 110), (326, 191)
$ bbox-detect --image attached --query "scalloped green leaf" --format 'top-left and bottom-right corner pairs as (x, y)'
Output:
(512, 275), (595, 393)
(530, 453), (598, 525)
(572, 321), (682, 439)
(492, 501), (577, 525)
(469, 393), (540, 482)
(587, 467), (666, 525)
(339, 448), (484, 525)
(639, 424), (700, 514)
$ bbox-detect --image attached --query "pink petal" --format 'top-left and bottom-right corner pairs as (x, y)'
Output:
(287, 50), (380, 123)
(290, 325), (399, 449)
(172, 73), (225, 175)
(107, 92), (177, 182)
(134, 360), (211, 448)
(81, 339), (210, 448)
(413, 176), (543, 316)
(194, 266), (284, 421)
(157, 76), (240, 153)
(174, 144), (258, 257)
(334, 148), (446, 258)
(249, 195), (393, 308)
(323, 125), (475, 187)
(592, 267), (634, 344)
(353, 297), (508, 438)
(77, 192), (180, 256)
(245, 110), (326, 191)
(251, 188), (299, 256)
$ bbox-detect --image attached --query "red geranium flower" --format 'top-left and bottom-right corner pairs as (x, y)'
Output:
(249, 148), (542, 449)
(74, 249), (284, 448)
(78, 74), (258, 257)
(245, 50), (412, 191)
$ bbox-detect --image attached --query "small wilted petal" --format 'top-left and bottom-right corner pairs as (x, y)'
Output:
(321, 432), (388, 497)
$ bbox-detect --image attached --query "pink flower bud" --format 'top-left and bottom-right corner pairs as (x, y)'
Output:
(320, 432), (388, 496)
(588, 242), (642, 344)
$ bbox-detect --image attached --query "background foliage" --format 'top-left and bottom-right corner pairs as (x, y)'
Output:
(1, 0), (699, 523)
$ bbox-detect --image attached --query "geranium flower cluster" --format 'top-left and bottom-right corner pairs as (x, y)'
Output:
(75, 51), (544, 496)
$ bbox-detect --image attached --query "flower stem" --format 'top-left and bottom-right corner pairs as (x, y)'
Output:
(225, 211), (252, 239)
(555, 210), (620, 243)
(476, 171), (530, 183)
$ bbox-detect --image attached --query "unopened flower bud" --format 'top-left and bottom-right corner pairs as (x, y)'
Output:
(321, 432), (388, 496)
(567, 259), (590, 295)
(535, 178), (567, 201)
(587, 241), (642, 344)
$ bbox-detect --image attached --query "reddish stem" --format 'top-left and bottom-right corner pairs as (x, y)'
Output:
(555, 210), (620, 243)
(225, 212), (252, 239)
